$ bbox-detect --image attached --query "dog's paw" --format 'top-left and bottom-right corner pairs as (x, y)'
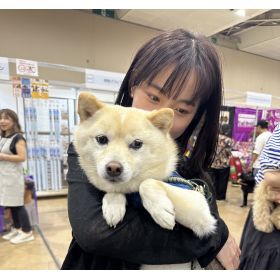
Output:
(191, 214), (217, 238)
(271, 206), (280, 230)
(140, 180), (175, 230)
(150, 203), (176, 230)
(102, 193), (126, 227)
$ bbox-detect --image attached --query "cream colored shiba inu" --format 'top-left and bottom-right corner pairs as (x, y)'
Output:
(74, 92), (216, 240)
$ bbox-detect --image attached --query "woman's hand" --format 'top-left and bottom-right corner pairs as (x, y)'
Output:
(216, 233), (241, 269)
(0, 153), (7, 161)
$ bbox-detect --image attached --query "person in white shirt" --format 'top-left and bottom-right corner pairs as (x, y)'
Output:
(248, 120), (272, 176)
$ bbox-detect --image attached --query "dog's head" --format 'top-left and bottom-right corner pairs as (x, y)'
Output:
(74, 92), (178, 193)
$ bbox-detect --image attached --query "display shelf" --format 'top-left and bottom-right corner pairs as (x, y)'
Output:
(37, 188), (68, 198)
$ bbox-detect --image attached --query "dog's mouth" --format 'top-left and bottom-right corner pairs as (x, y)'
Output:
(104, 176), (124, 184)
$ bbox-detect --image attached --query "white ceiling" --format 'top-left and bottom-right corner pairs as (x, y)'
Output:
(116, 9), (280, 61)
(117, 9), (266, 36)
(237, 26), (280, 60)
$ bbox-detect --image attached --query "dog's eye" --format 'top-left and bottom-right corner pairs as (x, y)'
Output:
(95, 135), (109, 145)
(129, 139), (143, 150)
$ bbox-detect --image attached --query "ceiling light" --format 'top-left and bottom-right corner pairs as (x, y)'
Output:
(234, 9), (246, 17)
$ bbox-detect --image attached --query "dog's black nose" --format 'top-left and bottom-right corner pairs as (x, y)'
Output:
(106, 161), (123, 177)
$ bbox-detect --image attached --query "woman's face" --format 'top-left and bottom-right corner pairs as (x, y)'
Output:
(0, 114), (14, 134)
(131, 68), (199, 139)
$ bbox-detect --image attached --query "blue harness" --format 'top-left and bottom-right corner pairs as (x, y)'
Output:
(127, 171), (212, 208)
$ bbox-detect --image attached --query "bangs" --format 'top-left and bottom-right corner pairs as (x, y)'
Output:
(0, 109), (15, 121)
(0, 110), (9, 119)
(133, 61), (216, 106)
(129, 39), (218, 105)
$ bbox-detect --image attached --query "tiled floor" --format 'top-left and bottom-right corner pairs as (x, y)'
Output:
(0, 183), (252, 270)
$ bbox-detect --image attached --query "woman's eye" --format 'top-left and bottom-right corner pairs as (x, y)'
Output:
(174, 108), (189, 115)
(129, 139), (143, 150)
(147, 93), (160, 103)
(95, 135), (109, 145)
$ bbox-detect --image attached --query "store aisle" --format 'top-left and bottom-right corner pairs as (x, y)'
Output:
(217, 183), (251, 243)
(0, 197), (72, 270)
(0, 184), (251, 270)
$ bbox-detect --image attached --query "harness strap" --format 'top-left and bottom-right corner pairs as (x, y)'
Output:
(166, 172), (213, 204)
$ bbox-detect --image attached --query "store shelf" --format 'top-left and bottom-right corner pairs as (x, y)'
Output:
(37, 188), (68, 198)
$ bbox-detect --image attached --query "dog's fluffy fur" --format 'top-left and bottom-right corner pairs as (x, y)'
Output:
(253, 181), (280, 233)
(74, 93), (217, 239)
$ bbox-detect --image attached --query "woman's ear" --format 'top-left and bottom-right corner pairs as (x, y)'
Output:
(130, 90), (134, 98)
(147, 108), (174, 134)
(78, 92), (104, 122)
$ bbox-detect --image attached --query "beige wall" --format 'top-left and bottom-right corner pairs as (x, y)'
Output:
(0, 9), (279, 106)
(220, 46), (280, 107)
(0, 10), (159, 83)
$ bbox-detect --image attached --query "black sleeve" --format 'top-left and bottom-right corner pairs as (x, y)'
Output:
(67, 143), (229, 267)
(10, 133), (26, 155)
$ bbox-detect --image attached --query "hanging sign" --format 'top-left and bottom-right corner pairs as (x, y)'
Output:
(21, 77), (31, 98)
(12, 76), (22, 97)
(0, 57), (10, 80)
(31, 79), (49, 99)
(86, 69), (125, 91)
(246, 91), (272, 108)
(16, 59), (39, 77)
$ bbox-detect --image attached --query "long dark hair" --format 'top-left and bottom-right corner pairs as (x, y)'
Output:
(0, 109), (22, 137)
(115, 29), (223, 182)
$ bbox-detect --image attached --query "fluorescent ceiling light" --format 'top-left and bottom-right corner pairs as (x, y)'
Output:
(234, 9), (246, 17)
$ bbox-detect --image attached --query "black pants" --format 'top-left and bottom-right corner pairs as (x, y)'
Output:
(10, 206), (31, 232)
(242, 191), (249, 206)
(209, 167), (230, 200)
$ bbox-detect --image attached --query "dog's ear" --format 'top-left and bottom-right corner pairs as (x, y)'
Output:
(78, 92), (104, 122)
(147, 108), (174, 133)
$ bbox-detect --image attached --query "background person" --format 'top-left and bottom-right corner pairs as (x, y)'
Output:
(0, 109), (34, 244)
(209, 124), (233, 200)
(248, 120), (272, 176)
(240, 123), (280, 269)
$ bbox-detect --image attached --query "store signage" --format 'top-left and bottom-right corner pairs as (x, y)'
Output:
(12, 76), (22, 97)
(31, 79), (49, 99)
(86, 69), (125, 91)
(0, 57), (9, 80)
(246, 91), (272, 108)
(21, 77), (31, 98)
(16, 59), (39, 77)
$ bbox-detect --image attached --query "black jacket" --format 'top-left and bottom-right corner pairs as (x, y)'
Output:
(61, 143), (229, 269)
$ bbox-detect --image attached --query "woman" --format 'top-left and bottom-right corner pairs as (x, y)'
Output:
(209, 124), (233, 200)
(0, 109), (34, 244)
(240, 123), (280, 269)
(62, 29), (240, 269)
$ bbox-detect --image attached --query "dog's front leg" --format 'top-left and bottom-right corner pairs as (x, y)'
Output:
(139, 179), (176, 230)
(102, 193), (126, 228)
(159, 183), (217, 238)
(140, 179), (216, 237)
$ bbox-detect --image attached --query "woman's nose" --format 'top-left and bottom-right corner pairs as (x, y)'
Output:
(161, 100), (174, 110)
